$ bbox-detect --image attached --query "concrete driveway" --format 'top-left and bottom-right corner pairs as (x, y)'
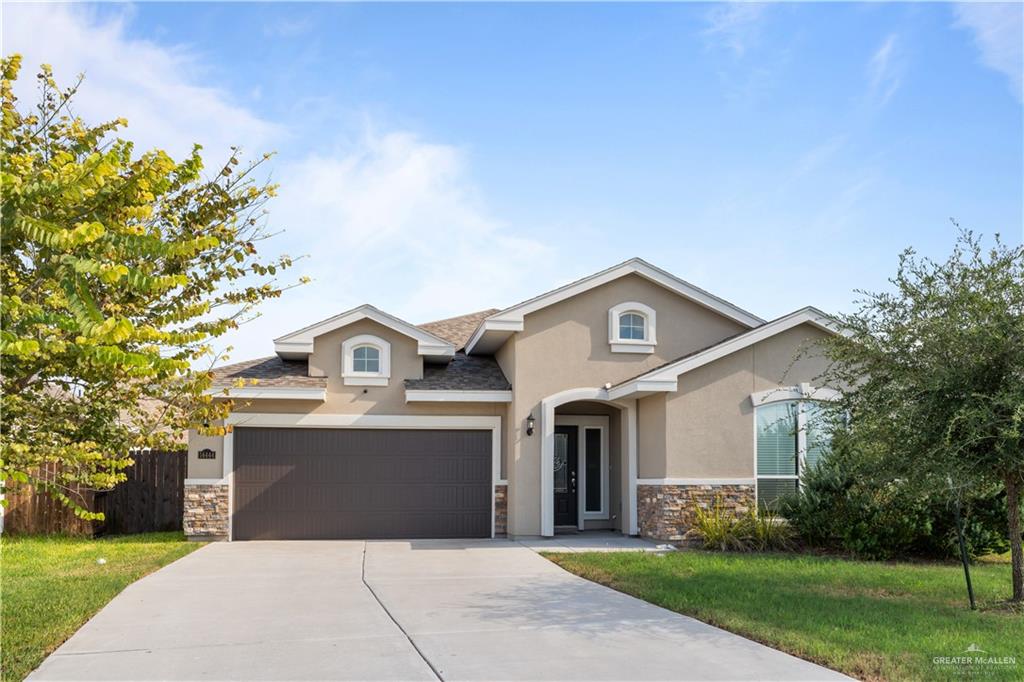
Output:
(31, 540), (847, 681)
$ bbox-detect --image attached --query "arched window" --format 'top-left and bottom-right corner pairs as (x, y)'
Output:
(352, 345), (380, 373)
(618, 312), (647, 340)
(608, 302), (657, 353)
(342, 334), (391, 386)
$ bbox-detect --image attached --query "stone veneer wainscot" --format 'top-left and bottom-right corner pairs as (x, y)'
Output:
(494, 484), (508, 536)
(637, 483), (754, 544)
(184, 483), (229, 540)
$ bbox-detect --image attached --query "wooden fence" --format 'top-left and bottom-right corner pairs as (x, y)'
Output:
(3, 450), (187, 536)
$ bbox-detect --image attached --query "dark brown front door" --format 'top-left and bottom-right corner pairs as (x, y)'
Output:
(553, 425), (578, 526)
(232, 427), (491, 540)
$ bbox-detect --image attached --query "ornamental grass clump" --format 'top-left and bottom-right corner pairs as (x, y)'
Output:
(693, 495), (794, 552)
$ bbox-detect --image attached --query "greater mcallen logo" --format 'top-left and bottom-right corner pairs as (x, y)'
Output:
(933, 643), (1017, 675)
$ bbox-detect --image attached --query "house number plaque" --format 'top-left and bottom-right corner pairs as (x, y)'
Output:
(197, 448), (216, 460)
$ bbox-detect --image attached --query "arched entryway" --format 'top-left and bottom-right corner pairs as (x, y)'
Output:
(539, 388), (637, 537)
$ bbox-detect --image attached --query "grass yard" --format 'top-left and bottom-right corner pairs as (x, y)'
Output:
(547, 550), (1021, 682)
(1, 532), (203, 682)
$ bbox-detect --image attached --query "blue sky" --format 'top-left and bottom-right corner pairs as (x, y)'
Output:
(5, 2), (1022, 363)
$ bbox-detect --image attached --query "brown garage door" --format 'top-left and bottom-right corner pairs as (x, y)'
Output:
(232, 427), (492, 540)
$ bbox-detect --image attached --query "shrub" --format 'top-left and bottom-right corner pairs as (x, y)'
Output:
(780, 455), (1010, 560)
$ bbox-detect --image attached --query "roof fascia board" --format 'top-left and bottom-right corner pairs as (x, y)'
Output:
(273, 304), (455, 358)
(204, 387), (327, 401)
(405, 390), (513, 403)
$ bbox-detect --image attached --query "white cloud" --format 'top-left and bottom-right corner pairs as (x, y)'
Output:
(2, 3), (281, 162)
(867, 34), (902, 107)
(1, 2), (558, 363)
(702, 3), (769, 57)
(243, 129), (553, 359)
(953, 2), (1024, 103)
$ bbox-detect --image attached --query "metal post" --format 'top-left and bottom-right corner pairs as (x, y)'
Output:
(951, 486), (976, 610)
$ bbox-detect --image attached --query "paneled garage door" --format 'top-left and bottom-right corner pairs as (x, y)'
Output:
(232, 427), (492, 540)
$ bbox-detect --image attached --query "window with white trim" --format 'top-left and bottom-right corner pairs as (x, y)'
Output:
(755, 400), (833, 508)
(341, 334), (391, 386)
(352, 345), (380, 373)
(608, 301), (657, 353)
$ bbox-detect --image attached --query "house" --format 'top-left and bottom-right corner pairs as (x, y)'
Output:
(184, 258), (841, 542)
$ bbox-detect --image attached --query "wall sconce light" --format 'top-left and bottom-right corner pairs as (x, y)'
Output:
(526, 413), (535, 436)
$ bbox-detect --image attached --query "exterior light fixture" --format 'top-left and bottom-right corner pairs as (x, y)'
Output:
(526, 413), (535, 436)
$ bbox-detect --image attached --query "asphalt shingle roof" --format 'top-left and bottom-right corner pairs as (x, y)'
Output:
(210, 356), (326, 388)
(416, 309), (498, 350)
(405, 352), (511, 391)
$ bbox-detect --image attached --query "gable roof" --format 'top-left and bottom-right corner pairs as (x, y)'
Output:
(417, 309), (499, 350)
(607, 307), (844, 400)
(464, 257), (765, 355)
(274, 304), (455, 361)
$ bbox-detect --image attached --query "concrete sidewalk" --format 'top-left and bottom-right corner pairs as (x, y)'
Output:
(31, 539), (849, 681)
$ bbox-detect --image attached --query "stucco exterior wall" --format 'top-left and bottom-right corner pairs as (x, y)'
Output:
(636, 393), (666, 479)
(505, 274), (747, 535)
(658, 323), (833, 479)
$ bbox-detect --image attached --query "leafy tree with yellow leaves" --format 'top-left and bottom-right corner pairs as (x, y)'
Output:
(1, 55), (303, 517)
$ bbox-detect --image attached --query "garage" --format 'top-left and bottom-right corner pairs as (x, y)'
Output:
(232, 427), (492, 540)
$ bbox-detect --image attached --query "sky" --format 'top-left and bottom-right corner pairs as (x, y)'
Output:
(4, 1), (1022, 363)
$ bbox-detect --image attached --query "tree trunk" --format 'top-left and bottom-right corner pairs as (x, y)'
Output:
(1007, 473), (1023, 602)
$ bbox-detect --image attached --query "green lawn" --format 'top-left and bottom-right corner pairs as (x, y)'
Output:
(1, 532), (203, 682)
(547, 550), (1021, 682)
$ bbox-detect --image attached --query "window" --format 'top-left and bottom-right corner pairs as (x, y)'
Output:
(352, 345), (380, 373)
(619, 313), (646, 340)
(584, 428), (602, 513)
(755, 400), (833, 508)
(341, 334), (391, 386)
(608, 301), (657, 353)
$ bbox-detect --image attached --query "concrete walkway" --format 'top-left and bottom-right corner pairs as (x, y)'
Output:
(31, 539), (848, 681)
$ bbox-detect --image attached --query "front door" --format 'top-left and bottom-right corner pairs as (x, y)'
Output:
(553, 425), (578, 526)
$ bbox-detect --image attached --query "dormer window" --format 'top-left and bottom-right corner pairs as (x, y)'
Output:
(352, 345), (380, 373)
(342, 334), (391, 386)
(608, 302), (656, 353)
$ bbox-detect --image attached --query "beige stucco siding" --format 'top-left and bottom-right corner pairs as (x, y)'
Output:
(504, 273), (748, 535)
(187, 428), (225, 479)
(658, 323), (833, 479)
(637, 394), (666, 479)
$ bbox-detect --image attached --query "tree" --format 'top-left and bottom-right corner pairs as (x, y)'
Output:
(1, 55), (303, 516)
(818, 228), (1023, 601)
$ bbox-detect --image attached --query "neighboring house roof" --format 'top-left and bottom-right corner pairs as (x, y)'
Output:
(465, 257), (765, 355)
(405, 352), (511, 391)
(273, 304), (455, 361)
(607, 307), (844, 400)
(417, 309), (500, 350)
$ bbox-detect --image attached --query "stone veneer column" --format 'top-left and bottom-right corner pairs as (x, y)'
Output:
(637, 484), (755, 544)
(494, 484), (508, 536)
(183, 483), (229, 541)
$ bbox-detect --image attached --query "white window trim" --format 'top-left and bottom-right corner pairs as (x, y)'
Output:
(555, 415), (610, 529)
(342, 334), (391, 386)
(608, 301), (657, 354)
(223, 413), (503, 541)
(754, 397), (830, 505)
